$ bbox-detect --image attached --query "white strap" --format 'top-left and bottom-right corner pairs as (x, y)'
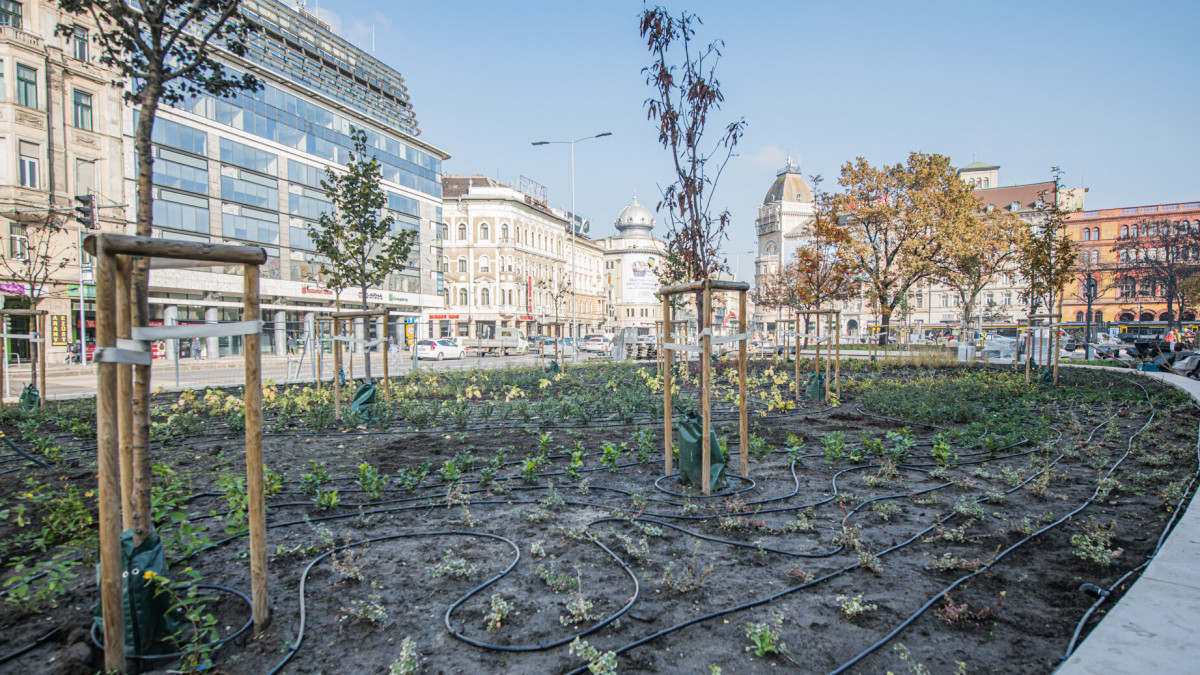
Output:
(93, 347), (152, 366)
(0, 334), (44, 342)
(332, 335), (387, 348)
(793, 333), (831, 342)
(117, 338), (145, 352)
(132, 320), (264, 341)
(663, 342), (703, 353)
(712, 332), (751, 346)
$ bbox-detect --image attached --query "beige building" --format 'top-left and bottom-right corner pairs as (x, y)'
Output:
(0, 1), (125, 363)
(597, 195), (667, 335)
(439, 175), (605, 339)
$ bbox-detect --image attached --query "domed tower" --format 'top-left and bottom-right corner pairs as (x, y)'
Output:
(614, 193), (655, 239)
(599, 194), (668, 335)
(753, 161), (816, 331)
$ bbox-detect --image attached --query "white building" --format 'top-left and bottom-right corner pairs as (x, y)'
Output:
(597, 195), (667, 335)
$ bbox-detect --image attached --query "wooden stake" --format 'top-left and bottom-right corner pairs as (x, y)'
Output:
(834, 312), (842, 401)
(316, 320), (323, 391)
(116, 257), (134, 531)
(381, 315), (390, 401)
(333, 318), (342, 422)
(738, 290), (748, 479)
(824, 314), (832, 402)
(701, 282), (713, 495)
(663, 295), (673, 477)
(1025, 321), (1033, 384)
(1052, 315), (1060, 385)
(95, 244), (125, 673)
(37, 313), (46, 402)
(243, 264), (270, 633)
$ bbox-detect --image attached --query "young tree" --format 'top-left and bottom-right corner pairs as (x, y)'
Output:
(313, 128), (417, 383)
(57, 0), (259, 544)
(641, 6), (746, 331)
(931, 206), (1029, 337)
(537, 271), (572, 334)
(1109, 217), (1200, 330)
(0, 217), (72, 310)
(1018, 168), (1079, 322)
(832, 153), (976, 345)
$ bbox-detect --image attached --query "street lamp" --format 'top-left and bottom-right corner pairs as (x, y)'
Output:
(532, 132), (612, 363)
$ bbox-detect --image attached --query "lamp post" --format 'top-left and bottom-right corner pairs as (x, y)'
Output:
(532, 132), (612, 363)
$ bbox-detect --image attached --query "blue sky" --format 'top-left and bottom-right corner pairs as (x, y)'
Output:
(311, 0), (1199, 280)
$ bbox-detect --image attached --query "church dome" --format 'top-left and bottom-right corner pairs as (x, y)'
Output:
(763, 164), (813, 205)
(615, 194), (655, 237)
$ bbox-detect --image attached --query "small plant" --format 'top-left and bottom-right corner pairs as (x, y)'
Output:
(860, 431), (885, 458)
(428, 550), (478, 581)
(538, 431), (554, 456)
(885, 426), (915, 461)
(660, 541), (713, 593)
(485, 594), (513, 631)
(263, 465), (284, 498)
(438, 460), (462, 483)
(634, 427), (655, 464)
(331, 539), (366, 582)
(341, 582), (388, 625)
(530, 540), (546, 558)
(1071, 520), (1123, 567)
(315, 489), (340, 510)
(747, 434), (772, 461)
(356, 462), (390, 502)
(560, 592), (598, 626)
(600, 441), (623, 472)
(744, 611), (788, 658)
(521, 456), (543, 483)
(145, 567), (220, 671)
(388, 638), (419, 674)
(953, 496), (985, 520)
(931, 437), (958, 467)
(543, 481), (565, 507)
(784, 431), (806, 463)
(569, 637), (617, 675)
(837, 593), (878, 618)
(300, 460), (332, 495)
(822, 431), (846, 462)
(935, 590), (1006, 626)
(400, 461), (431, 490)
(871, 500), (902, 521)
(534, 559), (580, 593)
(776, 509), (816, 534)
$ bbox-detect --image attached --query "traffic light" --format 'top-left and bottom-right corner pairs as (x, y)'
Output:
(74, 194), (96, 229)
(1086, 277), (1098, 299)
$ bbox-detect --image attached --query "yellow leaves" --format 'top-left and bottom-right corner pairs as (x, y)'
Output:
(538, 379), (551, 391)
(504, 385), (525, 403)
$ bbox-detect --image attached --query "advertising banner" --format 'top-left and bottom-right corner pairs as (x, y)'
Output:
(621, 254), (661, 304)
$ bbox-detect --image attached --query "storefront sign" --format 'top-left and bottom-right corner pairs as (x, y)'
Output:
(301, 285), (334, 296)
(0, 282), (29, 295)
(67, 284), (96, 298)
(428, 314), (460, 320)
(50, 315), (69, 346)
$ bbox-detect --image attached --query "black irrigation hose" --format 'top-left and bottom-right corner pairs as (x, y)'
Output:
(0, 627), (60, 666)
(1060, 420), (1200, 660)
(825, 378), (1157, 674)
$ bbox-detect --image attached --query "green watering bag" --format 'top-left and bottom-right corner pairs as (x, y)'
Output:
(806, 372), (825, 400)
(677, 414), (726, 491)
(94, 530), (176, 669)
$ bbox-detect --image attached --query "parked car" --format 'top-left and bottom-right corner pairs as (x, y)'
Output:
(636, 335), (656, 344)
(417, 339), (465, 360)
(582, 336), (609, 353)
(540, 338), (575, 358)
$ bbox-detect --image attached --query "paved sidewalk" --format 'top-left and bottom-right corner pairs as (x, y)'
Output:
(1057, 367), (1200, 673)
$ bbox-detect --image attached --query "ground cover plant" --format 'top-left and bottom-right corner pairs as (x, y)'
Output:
(0, 360), (1197, 674)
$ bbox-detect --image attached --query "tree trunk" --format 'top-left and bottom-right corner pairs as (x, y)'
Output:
(131, 79), (163, 545)
(361, 283), (372, 383)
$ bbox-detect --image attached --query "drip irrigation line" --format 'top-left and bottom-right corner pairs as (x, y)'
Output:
(0, 627), (60, 666)
(86, 584), (253, 661)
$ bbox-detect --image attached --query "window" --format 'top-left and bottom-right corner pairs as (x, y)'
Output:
(220, 138), (277, 174)
(1132, 224), (1139, 237)
(440, 224), (448, 239)
(71, 90), (94, 130)
(72, 26), (88, 61)
(8, 223), (27, 260)
(0, 59), (5, 103)
(983, 178), (989, 188)
(457, 257), (466, 273)
(458, 289), (468, 305)
(501, 224), (509, 241)
(1081, 228), (1090, 242)
(479, 255), (490, 273)
(75, 158), (95, 196)
(1092, 227), (1100, 240)
(480, 224), (489, 241)
(16, 64), (36, 108)
(0, 0), (22, 28)
(1120, 225), (1128, 237)
(18, 141), (38, 188)
(152, 188), (209, 233)
(222, 172), (278, 209)
(1091, 250), (1099, 265)
(458, 223), (466, 240)
(481, 288), (490, 306)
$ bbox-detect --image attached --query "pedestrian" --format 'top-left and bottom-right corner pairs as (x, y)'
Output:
(67, 340), (79, 364)
(192, 337), (202, 361)
(287, 334), (296, 355)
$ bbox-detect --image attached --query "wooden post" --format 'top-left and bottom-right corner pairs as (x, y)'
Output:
(381, 314), (390, 401)
(333, 318), (342, 421)
(37, 313), (46, 401)
(1025, 321), (1033, 384)
(116, 258), (134, 531)
(701, 281), (713, 495)
(243, 264), (269, 634)
(0, 317), (5, 405)
(663, 295), (673, 476)
(95, 244), (125, 673)
(315, 319), (323, 391)
(794, 325), (801, 402)
(738, 290), (748, 478)
(834, 312), (841, 401)
(824, 314), (832, 402)
(1052, 315), (1060, 385)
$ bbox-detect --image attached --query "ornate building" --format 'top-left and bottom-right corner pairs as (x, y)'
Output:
(439, 175), (605, 339)
(598, 195), (667, 334)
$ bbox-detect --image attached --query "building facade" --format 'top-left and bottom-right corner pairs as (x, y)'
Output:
(0, 0), (126, 363)
(597, 195), (667, 335)
(1064, 201), (1200, 325)
(125, 0), (449, 358)
(439, 175), (605, 340)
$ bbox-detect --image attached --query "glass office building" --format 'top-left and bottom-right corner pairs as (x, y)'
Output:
(129, 0), (449, 357)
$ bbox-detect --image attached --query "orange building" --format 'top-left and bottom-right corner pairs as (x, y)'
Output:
(1066, 201), (1200, 324)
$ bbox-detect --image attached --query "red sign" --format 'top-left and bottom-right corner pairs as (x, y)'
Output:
(428, 314), (460, 320)
(302, 285), (334, 295)
(520, 315), (534, 321)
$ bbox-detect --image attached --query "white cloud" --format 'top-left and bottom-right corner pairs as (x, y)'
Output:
(744, 144), (787, 169)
